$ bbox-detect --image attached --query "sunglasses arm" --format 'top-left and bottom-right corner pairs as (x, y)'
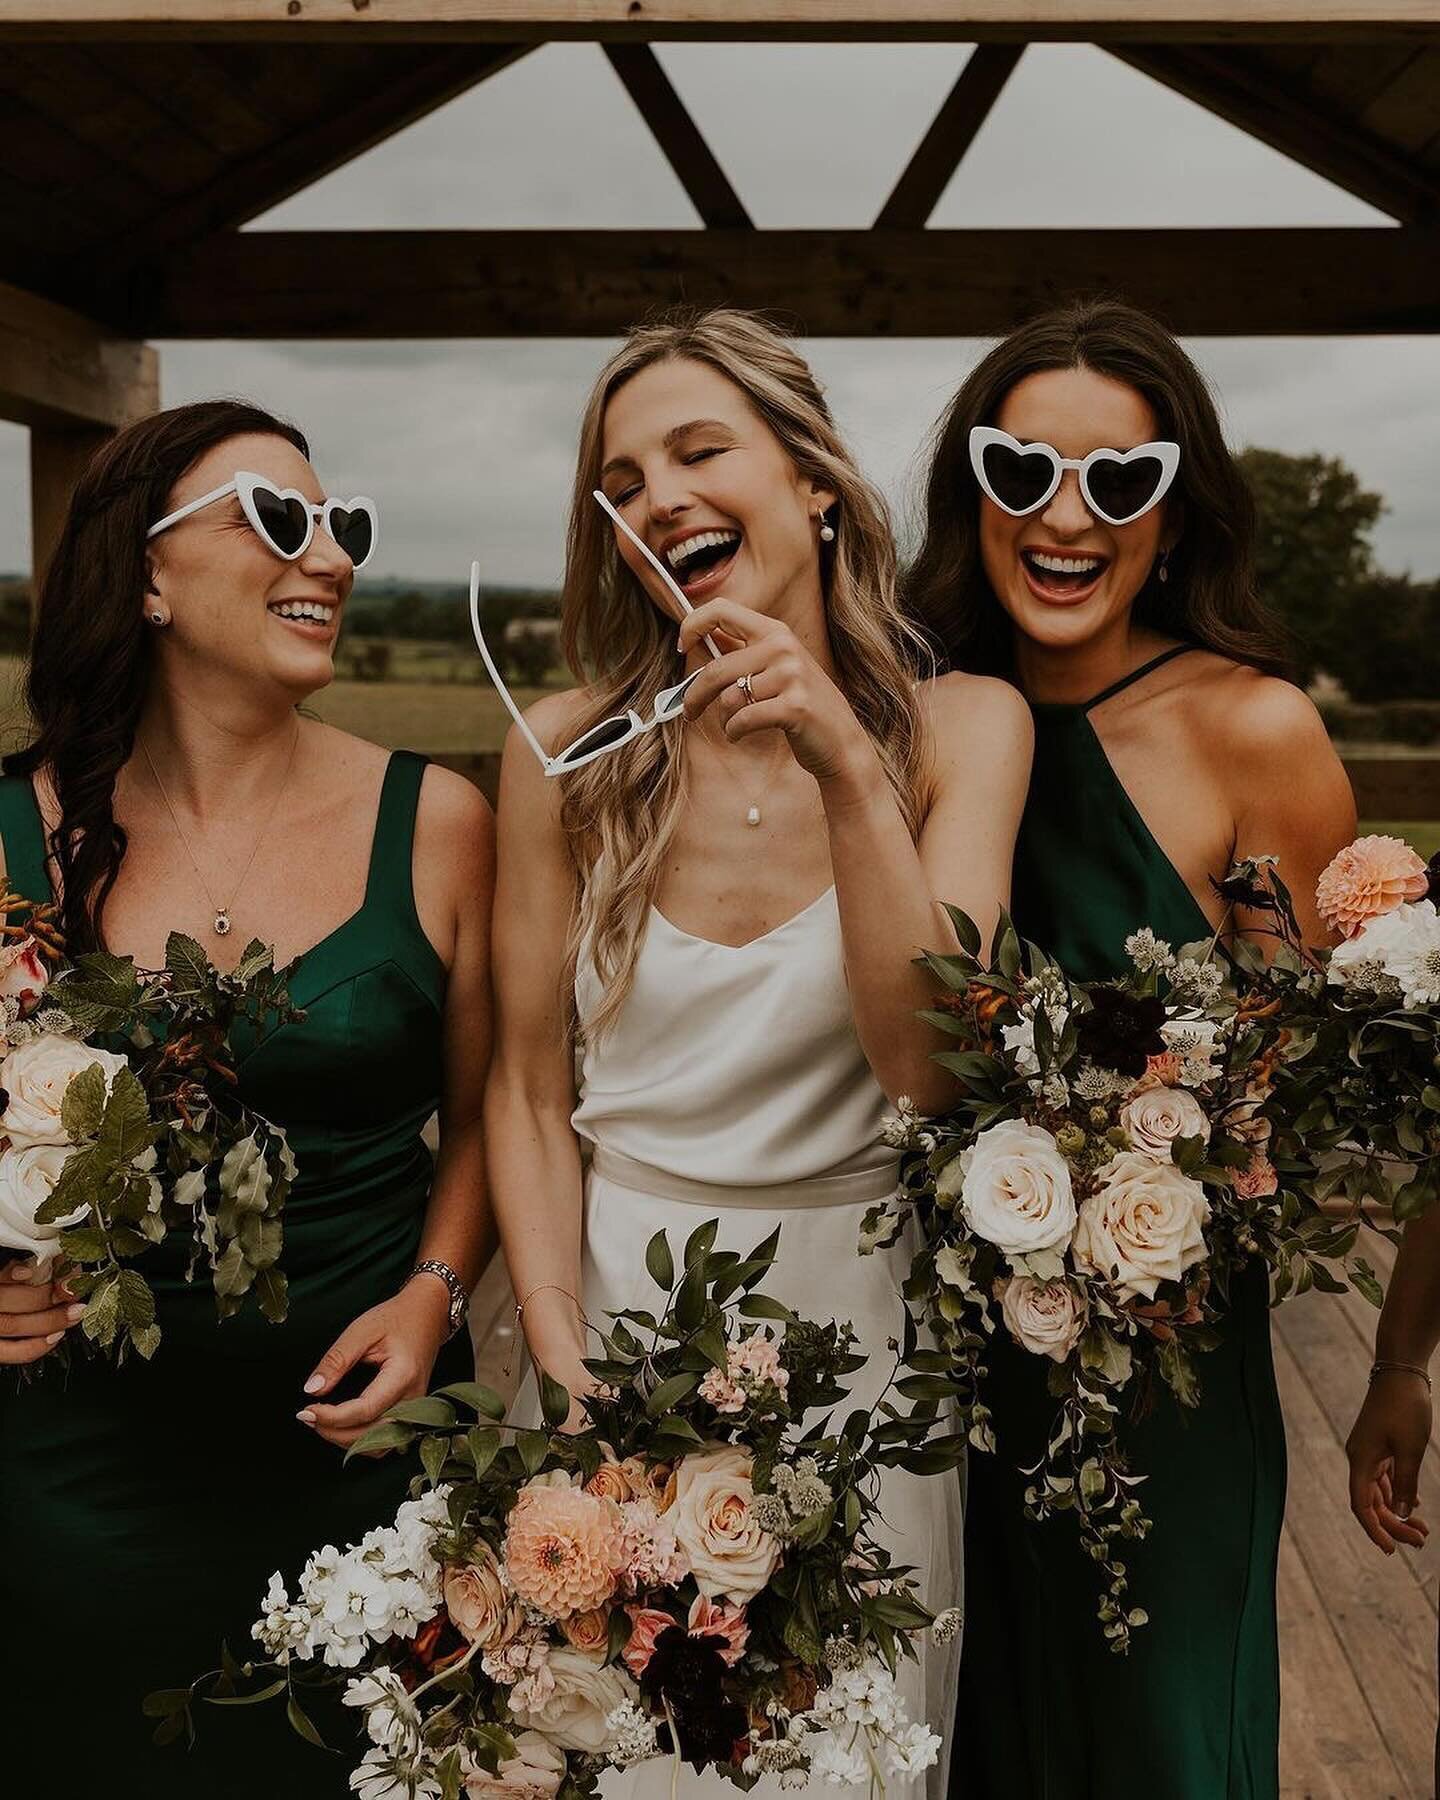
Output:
(468, 563), (555, 773)
(591, 490), (723, 663)
(146, 479), (239, 540)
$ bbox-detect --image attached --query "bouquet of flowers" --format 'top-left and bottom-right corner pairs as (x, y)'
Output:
(865, 862), (1401, 1651)
(0, 892), (302, 1362)
(158, 1220), (962, 1796)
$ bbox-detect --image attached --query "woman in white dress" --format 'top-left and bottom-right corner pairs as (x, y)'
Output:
(485, 309), (1033, 1797)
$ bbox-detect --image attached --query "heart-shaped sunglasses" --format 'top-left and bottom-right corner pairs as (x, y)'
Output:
(969, 426), (1180, 527)
(147, 470), (379, 569)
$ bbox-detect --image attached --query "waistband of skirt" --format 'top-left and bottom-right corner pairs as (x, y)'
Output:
(588, 1145), (899, 1210)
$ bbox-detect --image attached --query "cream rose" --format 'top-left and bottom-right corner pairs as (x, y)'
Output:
(0, 936), (49, 1014)
(0, 1035), (128, 1149)
(996, 1275), (1088, 1362)
(443, 1546), (523, 1651)
(1118, 1086), (1211, 1160)
(1072, 1151), (1210, 1302)
(950, 1119), (1076, 1257)
(0, 1142), (80, 1267)
(463, 1731), (566, 1800)
(670, 1445), (781, 1602)
(507, 1647), (637, 1753)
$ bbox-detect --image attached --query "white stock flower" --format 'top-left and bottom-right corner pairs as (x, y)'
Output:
(952, 1119), (1077, 1257)
(1072, 1152), (1210, 1302)
(0, 1142), (79, 1267)
(0, 1035), (128, 1148)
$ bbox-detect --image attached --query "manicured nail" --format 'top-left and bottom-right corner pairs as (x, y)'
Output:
(296, 1409), (317, 1425)
(44, 1331), (63, 1345)
(65, 1304), (86, 1323)
(1398, 1502), (1412, 1519)
(303, 1374), (325, 1394)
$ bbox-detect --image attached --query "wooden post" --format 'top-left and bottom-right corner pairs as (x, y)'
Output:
(0, 279), (159, 583)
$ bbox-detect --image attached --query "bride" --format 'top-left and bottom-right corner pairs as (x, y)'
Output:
(483, 308), (1032, 1797)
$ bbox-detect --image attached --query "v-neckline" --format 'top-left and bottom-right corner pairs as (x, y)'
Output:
(649, 884), (836, 953)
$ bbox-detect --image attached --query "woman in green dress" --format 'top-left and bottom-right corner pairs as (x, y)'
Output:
(0, 400), (496, 1793)
(906, 299), (1355, 1798)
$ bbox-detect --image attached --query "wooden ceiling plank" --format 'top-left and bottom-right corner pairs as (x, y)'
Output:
(1301, 41), (1423, 111)
(98, 43), (281, 158)
(1358, 46), (1440, 154)
(0, 3), (1437, 48)
(1111, 44), (1440, 221)
(117, 225), (1440, 338)
(874, 43), (1024, 228)
(603, 43), (751, 228)
(80, 42), (537, 272)
(0, 89), (158, 238)
(0, 277), (156, 429)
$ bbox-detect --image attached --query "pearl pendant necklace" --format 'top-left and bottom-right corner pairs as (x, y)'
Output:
(746, 805), (761, 828)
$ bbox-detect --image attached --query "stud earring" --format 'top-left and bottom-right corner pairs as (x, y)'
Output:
(149, 611), (167, 626)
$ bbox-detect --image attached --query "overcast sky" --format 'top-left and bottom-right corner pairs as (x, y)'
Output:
(2, 41), (1436, 583)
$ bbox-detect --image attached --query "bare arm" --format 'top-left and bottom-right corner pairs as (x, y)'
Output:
(484, 701), (590, 1397)
(821, 674), (1033, 1112)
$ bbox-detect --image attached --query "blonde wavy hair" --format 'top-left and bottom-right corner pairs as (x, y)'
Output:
(559, 308), (930, 1036)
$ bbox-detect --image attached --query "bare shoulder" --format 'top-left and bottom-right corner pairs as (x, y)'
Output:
(1183, 657), (1337, 763)
(521, 685), (600, 745)
(921, 670), (1034, 762)
(417, 761), (495, 858)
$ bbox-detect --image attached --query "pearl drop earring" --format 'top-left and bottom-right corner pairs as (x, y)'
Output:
(1157, 552), (1170, 585)
(818, 514), (836, 544)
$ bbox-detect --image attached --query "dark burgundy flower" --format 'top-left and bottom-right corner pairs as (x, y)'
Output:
(639, 1627), (749, 1771)
(1427, 852), (1440, 906)
(1075, 986), (1167, 1078)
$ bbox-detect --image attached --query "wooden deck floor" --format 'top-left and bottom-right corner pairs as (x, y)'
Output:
(469, 1246), (1439, 1798)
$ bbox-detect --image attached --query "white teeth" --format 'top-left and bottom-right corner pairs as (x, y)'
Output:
(666, 529), (741, 570)
(272, 601), (335, 623)
(1028, 552), (1103, 575)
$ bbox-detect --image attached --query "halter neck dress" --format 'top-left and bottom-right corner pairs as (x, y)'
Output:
(952, 647), (1284, 1800)
(0, 752), (474, 1796)
(566, 882), (963, 1800)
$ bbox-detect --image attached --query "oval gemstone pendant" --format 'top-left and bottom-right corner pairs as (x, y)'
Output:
(746, 806), (761, 827)
(213, 909), (232, 937)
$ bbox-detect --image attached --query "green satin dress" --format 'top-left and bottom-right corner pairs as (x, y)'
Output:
(954, 648), (1284, 1799)
(0, 750), (472, 1795)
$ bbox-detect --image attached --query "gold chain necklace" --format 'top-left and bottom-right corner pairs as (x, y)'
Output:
(140, 720), (301, 939)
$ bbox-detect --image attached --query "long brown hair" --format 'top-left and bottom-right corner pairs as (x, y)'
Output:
(5, 401), (309, 951)
(904, 297), (1288, 678)
(558, 308), (930, 1036)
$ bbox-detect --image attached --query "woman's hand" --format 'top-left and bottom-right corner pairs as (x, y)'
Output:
(677, 599), (878, 792)
(298, 1277), (455, 1450)
(1346, 1369), (1433, 1554)
(0, 1259), (85, 1364)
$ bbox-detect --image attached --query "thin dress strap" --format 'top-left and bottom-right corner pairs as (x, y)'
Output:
(362, 750), (429, 922)
(0, 776), (52, 907)
(1081, 643), (1197, 714)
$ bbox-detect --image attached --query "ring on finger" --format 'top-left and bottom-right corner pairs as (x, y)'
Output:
(735, 673), (757, 704)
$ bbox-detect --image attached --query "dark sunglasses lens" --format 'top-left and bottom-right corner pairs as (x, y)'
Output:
(251, 486), (310, 556)
(328, 504), (374, 566)
(1085, 457), (1166, 523)
(980, 442), (1055, 514)
(656, 671), (702, 719)
(558, 717), (634, 765)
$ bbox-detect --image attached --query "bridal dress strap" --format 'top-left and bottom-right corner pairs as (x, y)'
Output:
(590, 1145), (898, 1210)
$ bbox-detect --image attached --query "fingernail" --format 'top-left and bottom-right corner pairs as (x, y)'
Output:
(65, 1304), (85, 1323)
(44, 1331), (63, 1345)
(296, 1409), (317, 1426)
(304, 1374), (325, 1394)
(1398, 1502), (1412, 1519)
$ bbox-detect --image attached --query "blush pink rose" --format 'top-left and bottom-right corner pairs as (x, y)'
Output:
(1317, 835), (1429, 939)
(686, 1594), (748, 1666)
(1233, 1154), (1279, 1199)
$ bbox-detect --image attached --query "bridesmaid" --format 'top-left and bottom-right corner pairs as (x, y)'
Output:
(906, 298), (1354, 1799)
(484, 307), (1032, 1798)
(0, 400), (495, 1793)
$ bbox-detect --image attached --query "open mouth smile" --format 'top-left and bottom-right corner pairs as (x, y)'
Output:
(1019, 548), (1110, 604)
(663, 527), (742, 599)
(269, 598), (339, 634)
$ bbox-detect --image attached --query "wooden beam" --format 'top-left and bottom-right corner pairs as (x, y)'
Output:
(1112, 44), (1440, 222)
(875, 44), (1023, 228)
(0, 278), (157, 429)
(93, 43), (538, 269)
(113, 226), (1440, 337)
(0, 4), (1436, 47)
(604, 45), (751, 228)
(30, 424), (114, 582)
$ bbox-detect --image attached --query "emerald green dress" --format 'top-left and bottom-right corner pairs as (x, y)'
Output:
(0, 751), (472, 1794)
(954, 648), (1284, 1799)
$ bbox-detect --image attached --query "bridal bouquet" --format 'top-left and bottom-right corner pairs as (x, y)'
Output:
(865, 859), (1405, 1651)
(0, 892), (302, 1362)
(159, 1221), (961, 1795)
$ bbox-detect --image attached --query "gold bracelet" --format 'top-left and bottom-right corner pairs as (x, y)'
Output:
(514, 1283), (581, 1327)
(1369, 1359), (1433, 1392)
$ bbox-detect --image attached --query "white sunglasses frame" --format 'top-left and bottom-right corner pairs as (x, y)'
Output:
(146, 470), (380, 569)
(969, 427), (1180, 527)
(468, 490), (725, 778)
